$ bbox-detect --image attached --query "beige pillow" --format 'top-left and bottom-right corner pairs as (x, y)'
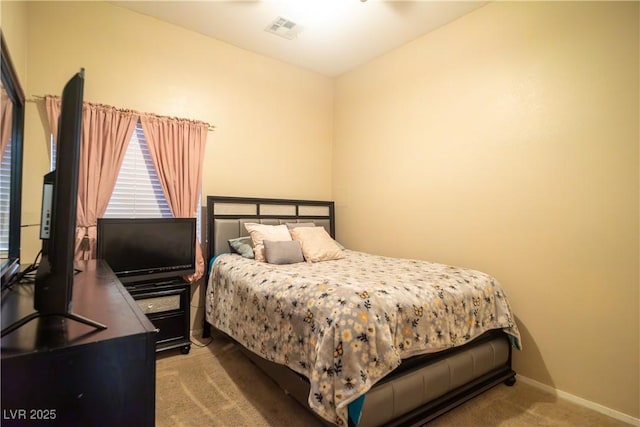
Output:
(244, 223), (292, 262)
(285, 222), (316, 229)
(289, 226), (345, 262)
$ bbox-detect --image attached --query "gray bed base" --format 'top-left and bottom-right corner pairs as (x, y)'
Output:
(204, 196), (516, 426)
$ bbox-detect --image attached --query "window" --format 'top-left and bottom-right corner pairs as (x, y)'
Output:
(0, 142), (12, 257)
(51, 121), (201, 239)
(104, 122), (201, 239)
(103, 123), (172, 218)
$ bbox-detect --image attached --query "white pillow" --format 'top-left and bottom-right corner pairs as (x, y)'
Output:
(289, 226), (345, 262)
(244, 223), (292, 262)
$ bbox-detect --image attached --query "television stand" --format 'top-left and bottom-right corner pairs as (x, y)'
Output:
(125, 277), (191, 354)
(0, 310), (106, 338)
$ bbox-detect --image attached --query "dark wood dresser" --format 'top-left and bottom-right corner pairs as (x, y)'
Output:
(1, 260), (157, 426)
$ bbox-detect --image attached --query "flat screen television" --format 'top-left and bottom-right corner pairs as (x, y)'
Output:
(34, 70), (84, 315)
(97, 218), (196, 284)
(2, 69), (106, 337)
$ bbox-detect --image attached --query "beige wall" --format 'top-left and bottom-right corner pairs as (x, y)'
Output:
(334, 1), (639, 419)
(22, 1), (334, 262)
(1, 1), (28, 82)
(20, 1), (333, 335)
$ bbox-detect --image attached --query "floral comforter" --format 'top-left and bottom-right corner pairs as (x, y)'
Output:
(206, 250), (521, 425)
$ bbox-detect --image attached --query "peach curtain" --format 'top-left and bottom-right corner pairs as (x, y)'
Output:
(45, 96), (139, 260)
(0, 86), (13, 162)
(140, 114), (208, 283)
(45, 96), (61, 148)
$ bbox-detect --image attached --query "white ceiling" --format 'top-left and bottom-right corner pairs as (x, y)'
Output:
(113, 1), (488, 77)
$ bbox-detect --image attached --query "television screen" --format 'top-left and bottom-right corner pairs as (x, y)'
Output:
(97, 218), (196, 284)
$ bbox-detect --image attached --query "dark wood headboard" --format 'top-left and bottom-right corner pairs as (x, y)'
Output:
(205, 196), (335, 262)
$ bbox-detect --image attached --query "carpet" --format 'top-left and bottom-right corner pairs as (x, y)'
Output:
(156, 335), (322, 426)
(156, 335), (631, 426)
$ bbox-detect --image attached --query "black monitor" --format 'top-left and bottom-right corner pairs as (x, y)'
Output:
(97, 218), (196, 284)
(34, 70), (85, 314)
(1, 69), (106, 337)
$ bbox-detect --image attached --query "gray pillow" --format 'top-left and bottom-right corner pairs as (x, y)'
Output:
(263, 240), (304, 264)
(228, 237), (254, 259)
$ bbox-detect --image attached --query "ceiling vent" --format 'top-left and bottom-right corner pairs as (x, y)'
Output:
(265, 16), (302, 40)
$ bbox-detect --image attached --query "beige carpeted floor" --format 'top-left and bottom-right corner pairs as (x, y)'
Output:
(156, 335), (632, 427)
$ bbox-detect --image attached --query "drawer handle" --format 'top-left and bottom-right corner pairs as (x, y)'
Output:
(147, 303), (154, 310)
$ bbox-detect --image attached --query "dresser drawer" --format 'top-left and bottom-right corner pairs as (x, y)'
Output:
(151, 312), (188, 345)
(136, 294), (181, 314)
(126, 279), (191, 354)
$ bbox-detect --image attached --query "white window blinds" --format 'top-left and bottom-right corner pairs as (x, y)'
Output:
(0, 142), (12, 256)
(104, 122), (172, 218)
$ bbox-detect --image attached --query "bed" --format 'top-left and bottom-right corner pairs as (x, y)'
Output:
(203, 196), (521, 426)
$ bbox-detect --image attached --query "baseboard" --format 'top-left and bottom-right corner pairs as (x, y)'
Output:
(517, 375), (639, 426)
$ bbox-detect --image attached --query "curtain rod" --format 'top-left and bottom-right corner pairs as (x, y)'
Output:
(28, 95), (216, 131)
